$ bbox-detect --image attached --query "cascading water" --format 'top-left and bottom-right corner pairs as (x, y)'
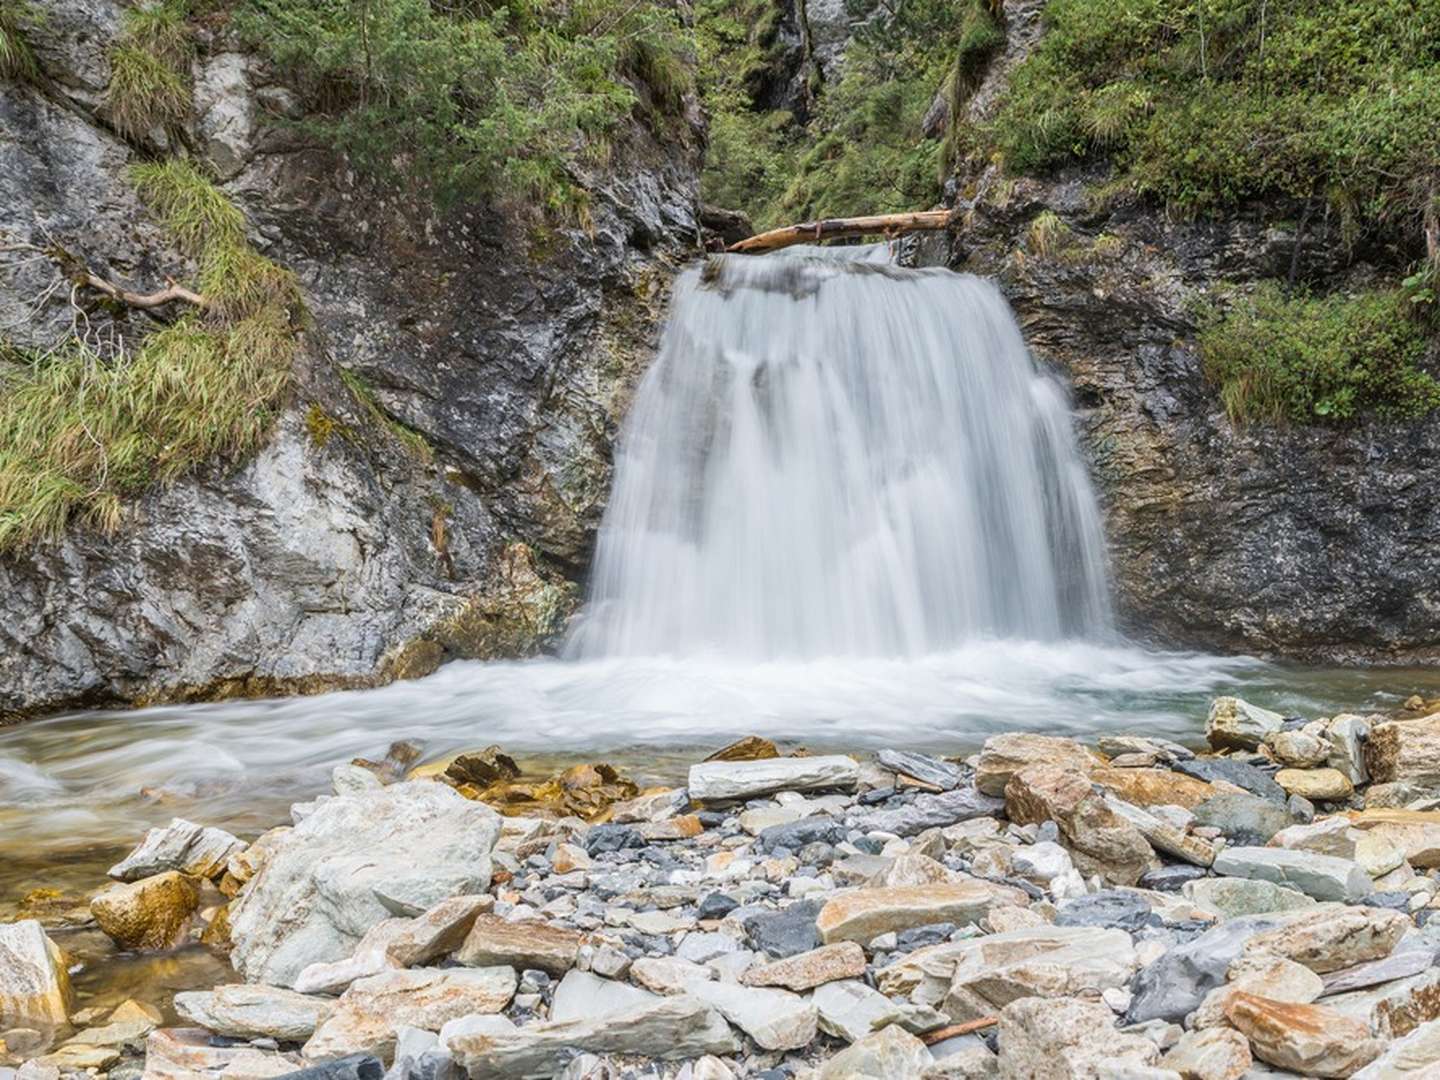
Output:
(569, 243), (1113, 659)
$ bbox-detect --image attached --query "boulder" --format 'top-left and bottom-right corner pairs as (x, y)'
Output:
(1265, 731), (1331, 769)
(1207, 697), (1284, 751)
(228, 783), (500, 987)
(1105, 797), (1216, 867)
(684, 980), (817, 1050)
(302, 967), (516, 1063)
(816, 882), (1027, 944)
(740, 942), (867, 991)
(1326, 714), (1371, 786)
(173, 985), (333, 1042)
(1224, 992), (1381, 1078)
(1367, 715), (1440, 786)
(447, 996), (737, 1074)
(1348, 810), (1440, 869)
(1211, 847), (1371, 902)
(549, 971), (660, 1022)
(1006, 765), (1153, 885)
(1181, 878), (1315, 919)
(818, 1024), (933, 1079)
(0, 921), (72, 1030)
(1275, 768), (1354, 802)
(1089, 768), (1216, 810)
(1158, 1027), (1251, 1080)
(1242, 905), (1409, 973)
(91, 871), (199, 951)
(996, 996), (1160, 1079)
(944, 927), (1137, 1023)
(1352, 1016), (1440, 1078)
(108, 819), (245, 882)
(975, 735), (1096, 797)
(851, 788), (1005, 837)
(687, 756), (858, 802)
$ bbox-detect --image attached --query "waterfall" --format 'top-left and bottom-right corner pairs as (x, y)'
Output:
(569, 243), (1112, 660)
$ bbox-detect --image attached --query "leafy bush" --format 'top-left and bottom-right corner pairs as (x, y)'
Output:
(237, 0), (692, 213)
(0, 161), (300, 550)
(1198, 284), (1440, 425)
(991, 0), (1440, 249)
(106, 0), (193, 140)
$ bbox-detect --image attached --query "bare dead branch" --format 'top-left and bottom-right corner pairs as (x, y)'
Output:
(726, 209), (957, 254)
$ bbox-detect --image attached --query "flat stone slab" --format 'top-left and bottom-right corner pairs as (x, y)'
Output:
(1212, 846), (1372, 903)
(688, 756), (859, 802)
(816, 882), (1027, 944)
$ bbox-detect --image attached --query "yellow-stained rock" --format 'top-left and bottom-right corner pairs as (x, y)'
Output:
(1275, 768), (1354, 802)
(0, 919), (72, 1029)
(91, 871), (200, 951)
(704, 736), (780, 762)
(1090, 767), (1217, 810)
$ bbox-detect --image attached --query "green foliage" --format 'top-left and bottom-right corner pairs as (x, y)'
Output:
(237, 0), (692, 212)
(338, 368), (433, 461)
(0, 164), (300, 551)
(106, 0), (193, 140)
(0, 0), (41, 82)
(1198, 284), (1440, 425)
(992, 0), (1440, 248)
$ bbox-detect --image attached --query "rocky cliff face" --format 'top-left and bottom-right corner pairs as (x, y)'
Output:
(924, 0), (1440, 663)
(0, 0), (702, 721)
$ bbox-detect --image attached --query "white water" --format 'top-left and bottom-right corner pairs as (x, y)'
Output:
(569, 245), (1111, 658)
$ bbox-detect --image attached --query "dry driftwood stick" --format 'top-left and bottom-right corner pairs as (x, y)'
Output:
(920, 1017), (999, 1044)
(726, 209), (956, 254)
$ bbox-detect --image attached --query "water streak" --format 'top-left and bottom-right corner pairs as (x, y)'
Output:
(570, 244), (1111, 659)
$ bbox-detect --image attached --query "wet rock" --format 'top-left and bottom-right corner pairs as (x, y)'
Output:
(1243, 905), (1409, 973)
(744, 900), (823, 958)
(704, 736), (780, 762)
(1090, 768), (1216, 810)
(174, 985), (333, 1041)
(878, 750), (963, 791)
(303, 967), (516, 1063)
(1055, 891), (1153, 933)
(229, 783), (500, 987)
(1158, 1027), (1251, 1080)
(1224, 992), (1381, 1077)
(975, 735), (1096, 796)
(688, 756), (858, 802)
(108, 819), (245, 882)
(1207, 697), (1285, 751)
(852, 788), (1006, 837)
(1351, 1016), (1440, 1078)
(1126, 913), (1298, 1024)
(1275, 768), (1354, 802)
(141, 1027), (301, 1080)
(442, 747), (519, 788)
(997, 996), (1160, 1079)
(817, 1024), (933, 1078)
(1181, 878), (1316, 919)
(455, 915), (585, 975)
(1176, 760), (1286, 804)
(1191, 792), (1290, 845)
(448, 995), (737, 1074)
(1367, 715), (1440, 786)
(91, 870), (199, 951)
(685, 980), (817, 1050)
(1212, 847), (1372, 902)
(474, 763), (639, 819)
(0, 921), (71, 1030)
(817, 882), (1026, 945)
(740, 942), (867, 991)
(550, 971), (659, 1022)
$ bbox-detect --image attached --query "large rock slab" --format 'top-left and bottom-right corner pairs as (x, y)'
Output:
(1348, 810), (1440, 868)
(0, 920), (72, 1030)
(1207, 697), (1284, 751)
(817, 882), (1027, 944)
(1177, 760), (1286, 803)
(302, 967), (516, 1063)
(140, 1027), (300, 1080)
(975, 735), (1096, 796)
(1181, 877), (1316, 919)
(108, 819), (246, 882)
(996, 996), (1160, 1079)
(1212, 847), (1371, 902)
(549, 971), (660, 1022)
(91, 871), (200, 951)
(878, 750), (963, 791)
(1242, 906), (1409, 974)
(447, 995), (738, 1074)
(685, 980), (817, 1051)
(228, 783), (500, 987)
(944, 927), (1137, 1022)
(455, 915), (585, 975)
(1224, 992), (1381, 1077)
(173, 985), (333, 1042)
(852, 788), (1005, 837)
(1367, 715), (1440, 785)
(1090, 767), (1216, 810)
(1159, 1027), (1251, 1080)
(687, 756), (858, 802)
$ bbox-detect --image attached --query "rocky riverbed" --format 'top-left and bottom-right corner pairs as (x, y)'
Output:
(8, 698), (1440, 1079)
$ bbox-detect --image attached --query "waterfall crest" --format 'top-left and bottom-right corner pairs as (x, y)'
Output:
(569, 243), (1112, 659)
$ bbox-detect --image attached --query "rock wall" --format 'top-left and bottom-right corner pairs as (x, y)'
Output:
(925, 0), (1440, 663)
(0, 0), (702, 720)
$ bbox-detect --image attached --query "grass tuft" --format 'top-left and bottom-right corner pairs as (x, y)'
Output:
(0, 0), (41, 82)
(339, 369), (433, 462)
(106, 0), (192, 140)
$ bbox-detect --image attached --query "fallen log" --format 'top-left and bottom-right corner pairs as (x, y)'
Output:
(727, 209), (955, 254)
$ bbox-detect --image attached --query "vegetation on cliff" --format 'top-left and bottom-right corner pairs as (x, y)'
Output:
(0, 161), (300, 550)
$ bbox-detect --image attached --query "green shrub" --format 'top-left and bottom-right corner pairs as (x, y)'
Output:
(0, 162), (300, 551)
(1198, 284), (1440, 425)
(991, 0), (1440, 250)
(0, 0), (41, 81)
(236, 0), (692, 213)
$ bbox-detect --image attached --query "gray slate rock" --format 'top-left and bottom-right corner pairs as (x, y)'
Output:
(1192, 792), (1291, 845)
(1055, 890), (1154, 933)
(1177, 759), (1287, 803)
(744, 900), (823, 958)
(877, 750), (963, 791)
(850, 788), (1005, 837)
(757, 816), (847, 854)
(1127, 913), (1296, 1024)
(1211, 846), (1372, 903)
(275, 1055), (383, 1080)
